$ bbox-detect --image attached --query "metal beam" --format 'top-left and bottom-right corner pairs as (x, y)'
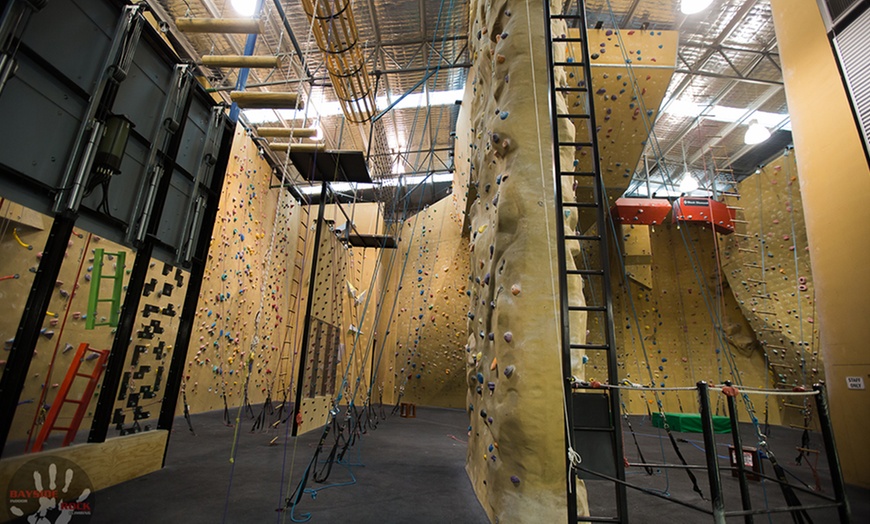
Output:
(673, 69), (783, 86)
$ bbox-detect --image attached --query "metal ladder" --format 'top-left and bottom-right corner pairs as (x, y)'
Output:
(33, 343), (109, 451)
(543, 2), (628, 522)
(86, 248), (126, 329)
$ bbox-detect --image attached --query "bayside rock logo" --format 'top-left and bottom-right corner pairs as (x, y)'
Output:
(4, 456), (94, 523)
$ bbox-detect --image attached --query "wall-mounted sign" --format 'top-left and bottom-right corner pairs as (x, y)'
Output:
(846, 376), (865, 390)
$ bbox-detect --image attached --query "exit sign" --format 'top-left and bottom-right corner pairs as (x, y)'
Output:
(846, 377), (865, 390)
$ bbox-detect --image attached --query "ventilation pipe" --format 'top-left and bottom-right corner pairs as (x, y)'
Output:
(300, 0), (377, 123)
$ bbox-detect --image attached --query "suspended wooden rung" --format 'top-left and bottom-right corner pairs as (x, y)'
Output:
(230, 91), (301, 109)
(755, 311), (776, 315)
(746, 278), (766, 283)
(256, 127), (318, 138)
(783, 402), (807, 409)
(734, 233), (752, 238)
(201, 55), (282, 68)
(765, 344), (788, 350)
(732, 218), (749, 224)
(175, 18), (263, 34)
(268, 143), (325, 153)
(738, 248), (758, 253)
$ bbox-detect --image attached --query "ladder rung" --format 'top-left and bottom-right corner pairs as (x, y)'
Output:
(557, 113), (591, 119)
(570, 343), (610, 350)
(565, 235), (601, 241)
(574, 514), (622, 523)
(53, 426), (71, 431)
(562, 201), (599, 208)
(99, 275), (117, 279)
(554, 60), (586, 67)
(75, 373), (92, 378)
(550, 14), (583, 20)
(573, 426), (615, 432)
(552, 37), (586, 42)
(64, 398), (84, 404)
(560, 142), (594, 148)
(569, 305), (606, 312)
(567, 269), (604, 276)
(561, 171), (596, 177)
(555, 86), (589, 92)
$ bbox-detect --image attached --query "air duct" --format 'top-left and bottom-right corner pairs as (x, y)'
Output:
(300, 0), (377, 123)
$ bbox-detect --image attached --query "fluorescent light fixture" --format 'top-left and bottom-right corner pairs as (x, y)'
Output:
(231, 0), (258, 16)
(679, 174), (699, 193)
(680, 0), (713, 15)
(744, 119), (771, 145)
(664, 100), (792, 131)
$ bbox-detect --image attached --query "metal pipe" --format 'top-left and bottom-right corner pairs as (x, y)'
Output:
(724, 381), (754, 524)
(256, 126), (318, 138)
(698, 381), (726, 524)
(814, 383), (852, 523)
(268, 142), (325, 153)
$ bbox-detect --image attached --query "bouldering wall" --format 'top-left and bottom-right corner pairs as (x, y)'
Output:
(771, 0), (870, 486)
(601, 221), (778, 424)
(375, 197), (469, 409)
(0, 204), (134, 445)
(457, 0), (576, 522)
(721, 151), (821, 427)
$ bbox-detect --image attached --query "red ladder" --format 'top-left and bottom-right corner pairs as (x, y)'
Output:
(32, 343), (110, 452)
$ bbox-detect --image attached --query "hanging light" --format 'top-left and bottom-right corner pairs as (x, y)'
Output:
(231, 0), (258, 17)
(680, 0), (714, 15)
(744, 119), (771, 145)
(679, 173), (699, 193)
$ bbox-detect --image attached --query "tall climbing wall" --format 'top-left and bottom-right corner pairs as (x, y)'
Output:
(182, 124), (300, 418)
(721, 151), (821, 427)
(565, 28), (677, 231)
(320, 204), (382, 410)
(457, 1), (575, 522)
(375, 197), (470, 409)
(601, 221), (778, 423)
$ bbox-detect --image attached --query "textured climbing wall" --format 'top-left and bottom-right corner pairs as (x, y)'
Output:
(0, 202), (133, 444)
(721, 151), (821, 427)
(320, 204), (382, 409)
(597, 221), (779, 424)
(375, 197), (470, 409)
(564, 27), (677, 231)
(457, 1), (578, 522)
(182, 124), (299, 419)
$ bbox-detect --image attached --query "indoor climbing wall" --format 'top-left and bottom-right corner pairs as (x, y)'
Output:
(457, 1), (577, 522)
(375, 197), (470, 409)
(183, 124), (299, 419)
(320, 203), (382, 409)
(0, 199), (132, 446)
(721, 151), (821, 427)
(295, 223), (346, 433)
(110, 261), (185, 435)
(563, 27), (677, 231)
(596, 221), (777, 424)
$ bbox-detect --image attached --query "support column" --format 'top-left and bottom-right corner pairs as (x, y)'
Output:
(770, 0), (870, 488)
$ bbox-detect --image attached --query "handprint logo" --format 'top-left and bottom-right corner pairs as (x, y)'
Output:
(4, 456), (94, 523)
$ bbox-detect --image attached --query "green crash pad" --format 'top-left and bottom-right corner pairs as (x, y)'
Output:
(652, 412), (731, 434)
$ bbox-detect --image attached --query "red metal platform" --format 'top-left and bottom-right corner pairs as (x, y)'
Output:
(672, 197), (736, 234)
(610, 198), (672, 226)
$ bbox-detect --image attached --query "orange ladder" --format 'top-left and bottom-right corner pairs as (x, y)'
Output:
(32, 343), (110, 451)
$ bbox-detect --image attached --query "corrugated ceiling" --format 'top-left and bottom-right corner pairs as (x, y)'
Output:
(149, 0), (789, 201)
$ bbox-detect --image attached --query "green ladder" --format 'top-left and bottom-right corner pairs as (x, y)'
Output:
(86, 248), (126, 329)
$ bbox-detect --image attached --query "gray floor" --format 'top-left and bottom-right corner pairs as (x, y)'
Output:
(91, 405), (488, 524)
(32, 406), (868, 524)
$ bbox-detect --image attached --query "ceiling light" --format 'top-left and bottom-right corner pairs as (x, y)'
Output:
(679, 174), (699, 193)
(744, 119), (771, 145)
(231, 0), (258, 17)
(680, 0), (713, 15)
